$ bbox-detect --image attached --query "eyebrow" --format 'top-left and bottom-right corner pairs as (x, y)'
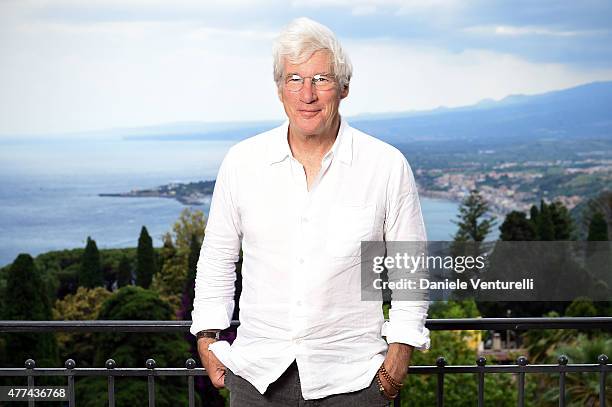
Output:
(285, 72), (333, 77)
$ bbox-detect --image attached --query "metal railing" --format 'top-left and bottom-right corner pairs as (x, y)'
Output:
(0, 317), (610, 407)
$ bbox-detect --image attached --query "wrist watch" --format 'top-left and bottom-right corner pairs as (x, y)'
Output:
(196, 330), (220, 340)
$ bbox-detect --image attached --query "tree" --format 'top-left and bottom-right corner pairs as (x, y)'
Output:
(582, 191), (612, 240)
(451, 190), (494, 301)
(564, 297), (598, 317)
(52, 286), (112, 366)
(403, 300), (521, 406)
(529, 205), (539, 225)
(150, 210), (206, 315)
(541, 334), (612, 406)
(180, 234), (202, 320)
(499, 211), (536, 241)
(548, 202), (573, 240)
(453, 190), (496, 242)
(117, 255), (132, 288)
(80, 237), (104, 288)
(150, 255), (187, 315)
(587, 212), (608, 241)
(537, 200), (555, 241)
(158, 232), (177, 273)
(136, 226), (157, 288)
(2, 254), (58, 367)
(172, 208), (206, 254)
(76, 286), (191, 406)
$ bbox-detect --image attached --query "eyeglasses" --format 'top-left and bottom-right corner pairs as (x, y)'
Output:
(284, 73), (337, 92)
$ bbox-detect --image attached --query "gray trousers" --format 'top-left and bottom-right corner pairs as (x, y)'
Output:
(225, 360), (391, 406)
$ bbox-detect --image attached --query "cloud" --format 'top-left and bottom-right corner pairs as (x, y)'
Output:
(1, 0), (612, 135)
(342, 39), (612, 116)
(0, 16), (283, 135)
(290, 0), (463, 17)
(291, 0), (460, 9)
(351, 5), (378, 16)
(464, 24), (607, 38)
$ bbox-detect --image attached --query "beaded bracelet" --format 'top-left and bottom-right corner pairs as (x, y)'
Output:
(379, 363), (404, 391)
(375, 370), (397, 401)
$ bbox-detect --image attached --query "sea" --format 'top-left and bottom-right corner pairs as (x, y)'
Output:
(0, 136), (460, 267)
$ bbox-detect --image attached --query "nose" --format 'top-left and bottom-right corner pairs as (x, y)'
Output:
(299, 79), (317, 103)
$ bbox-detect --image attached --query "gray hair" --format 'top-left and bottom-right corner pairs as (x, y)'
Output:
(273, 17), (352, 91)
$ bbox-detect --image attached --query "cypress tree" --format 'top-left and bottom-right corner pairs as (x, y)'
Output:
(80, 236), (103, 288)
(587, 212), (608, 241)
(537, 201), (555, 241)
(499, 211), (536, 241)
(549, 202), (573, 240)
(529, 205), (540, 239)
(117, 255), (132, 288)
(586, 212), (610, 285)
(3, 254), (58, 367)
(529, 205), (539, 222)
(136, 226), (157, 288)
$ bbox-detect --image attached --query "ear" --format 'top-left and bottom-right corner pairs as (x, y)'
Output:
(340, 84), (349, 100)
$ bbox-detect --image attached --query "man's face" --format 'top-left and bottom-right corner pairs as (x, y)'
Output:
(278, 50), (349, 138)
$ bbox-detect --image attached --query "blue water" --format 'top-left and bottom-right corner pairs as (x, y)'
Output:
(0, 137), (459, 267)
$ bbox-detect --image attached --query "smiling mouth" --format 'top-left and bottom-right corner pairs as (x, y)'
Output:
(299, 110), (320, 117)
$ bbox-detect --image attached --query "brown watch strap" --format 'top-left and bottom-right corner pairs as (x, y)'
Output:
(196, 330), (220, 340)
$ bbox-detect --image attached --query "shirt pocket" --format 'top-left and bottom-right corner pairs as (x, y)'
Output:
(325, 204), (376, 257)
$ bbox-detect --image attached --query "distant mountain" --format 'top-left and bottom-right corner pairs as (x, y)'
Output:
(116, 81), (612, 144)
(351, 81), (612, 145)
(117, 120), (282, 141)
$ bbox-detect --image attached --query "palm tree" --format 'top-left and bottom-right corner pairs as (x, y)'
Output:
(542, 334), (612, 406)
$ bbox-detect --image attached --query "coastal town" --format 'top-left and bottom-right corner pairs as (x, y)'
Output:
(100, 156), (610, 218)
(99, 180), (216, 206)
(415, 157), (611, 215)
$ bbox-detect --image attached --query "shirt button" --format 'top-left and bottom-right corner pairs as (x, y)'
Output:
(298, 258), (304, 264)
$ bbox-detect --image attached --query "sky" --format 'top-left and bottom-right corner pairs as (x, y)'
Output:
(1, 0), (612, 136)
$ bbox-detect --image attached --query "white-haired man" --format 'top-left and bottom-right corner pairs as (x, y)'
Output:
(191, 17), (429, 406)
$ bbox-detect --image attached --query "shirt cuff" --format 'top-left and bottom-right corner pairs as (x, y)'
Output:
(381, 320), (430, 351)
(189, 301), (234, 336)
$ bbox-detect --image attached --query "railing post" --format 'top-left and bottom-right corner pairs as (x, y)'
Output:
(558, 355), (568, 407)
(65, 359), (76, 407)
(146, 358), (156, 407)
(599, 354), (608, 407)
(516, 356), (528, 407)
(106, 359), (116, 407)
(476, 356), (486, 407)
(25, 359), (35, 407)
(436, 356), (447, 407)
(186, 358), (196, 407)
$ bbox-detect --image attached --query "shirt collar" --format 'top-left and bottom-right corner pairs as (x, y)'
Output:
(266, 117), (353, 166)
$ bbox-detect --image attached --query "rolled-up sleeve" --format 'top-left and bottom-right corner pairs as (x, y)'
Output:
(190, 149), (242, 336)
(381, 152), (430, 350)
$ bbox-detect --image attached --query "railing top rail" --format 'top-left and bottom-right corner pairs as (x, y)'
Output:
(0, 364), (610, 377)
(0, 317), (610, 332)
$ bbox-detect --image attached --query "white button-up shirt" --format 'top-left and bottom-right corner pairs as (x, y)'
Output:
(191, 118), (430, 400)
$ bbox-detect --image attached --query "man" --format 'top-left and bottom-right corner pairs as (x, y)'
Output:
(191, 17), (430, 406)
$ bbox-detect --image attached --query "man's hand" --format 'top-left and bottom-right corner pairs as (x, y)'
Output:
(379, 343), (414, 398)
(197, 338), (227, 388)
